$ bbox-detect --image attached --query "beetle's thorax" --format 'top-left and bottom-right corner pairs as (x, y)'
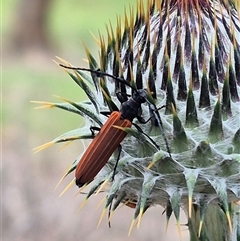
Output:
(120, 90), (146, 121)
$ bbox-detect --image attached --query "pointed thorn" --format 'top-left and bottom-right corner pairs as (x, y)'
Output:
(198, 220), (203, 237)
(96, 196), (107, 209)
(147, 161), (154, 169)
(52, 59), (59, 66)
(33, 141), (54, 153)
(59, 141), (74, 152)
(78, 198), (88, 213)
(89, 31), (101, 46)
(31, 101), (55, 109)
(97, 208), (107, 229)
(137, 208), (144, 229)
(59, 179), (75, 197)
(189, 196), (192, 218)
(171, 103), (176, 114)
(55, 56), (71, 66)
(176, 220), (182, 241)
(225, 211), (233, 232)
(165, 219), (169, 234)
(82, 58), (88, 64)
(52, 94), (70, 102)
(128, 219), (136, 236)
(95, 178), (110, 195)
(54, 173), (68, 191)
(75, 183), (88, 197)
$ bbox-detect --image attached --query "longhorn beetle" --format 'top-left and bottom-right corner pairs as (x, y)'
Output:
(59, 64), (171, 187)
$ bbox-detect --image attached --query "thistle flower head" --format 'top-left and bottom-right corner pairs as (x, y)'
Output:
(35, 0), (240, 240)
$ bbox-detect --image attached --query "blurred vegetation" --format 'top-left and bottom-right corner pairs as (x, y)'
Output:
(3, 0), (135, 134)
(4, 0), (137, 59)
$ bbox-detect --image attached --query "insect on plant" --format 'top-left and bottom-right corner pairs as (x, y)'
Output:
(59, 65), (172, 188)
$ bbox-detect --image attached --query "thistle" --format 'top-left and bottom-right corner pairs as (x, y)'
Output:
(34, 0), (240, 240)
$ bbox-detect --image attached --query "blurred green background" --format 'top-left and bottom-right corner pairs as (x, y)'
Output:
(3, 1), (188, 240)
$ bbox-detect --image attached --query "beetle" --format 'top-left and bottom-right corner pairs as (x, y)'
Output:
(59, 65), (171, 187)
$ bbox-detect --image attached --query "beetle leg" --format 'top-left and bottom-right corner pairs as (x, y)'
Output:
(136, 115), (147, 124)
(100, 111), (111, 117)
(150, 108), (172, 158)
(116, 91), (130, 103)
(108, 204), (112, 228)
(137, 105), (166, 124)
(111, 145), (122, 182)
(137, 104), (172, 157)
(90, 126), (101, 135)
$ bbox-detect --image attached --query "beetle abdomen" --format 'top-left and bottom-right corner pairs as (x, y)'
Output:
(75, 111), (132, 187)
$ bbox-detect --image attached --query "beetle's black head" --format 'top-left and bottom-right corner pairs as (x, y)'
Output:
(132, 89), (148, 103)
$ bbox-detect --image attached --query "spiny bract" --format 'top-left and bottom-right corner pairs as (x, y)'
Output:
(34, 0), (240, 241)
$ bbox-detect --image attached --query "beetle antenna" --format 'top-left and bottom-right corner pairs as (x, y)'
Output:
(59, 64), (135, 91)
(146, 100), (172, 158)
(60, 63), (172, 157)
(154, 111), (172, 157)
